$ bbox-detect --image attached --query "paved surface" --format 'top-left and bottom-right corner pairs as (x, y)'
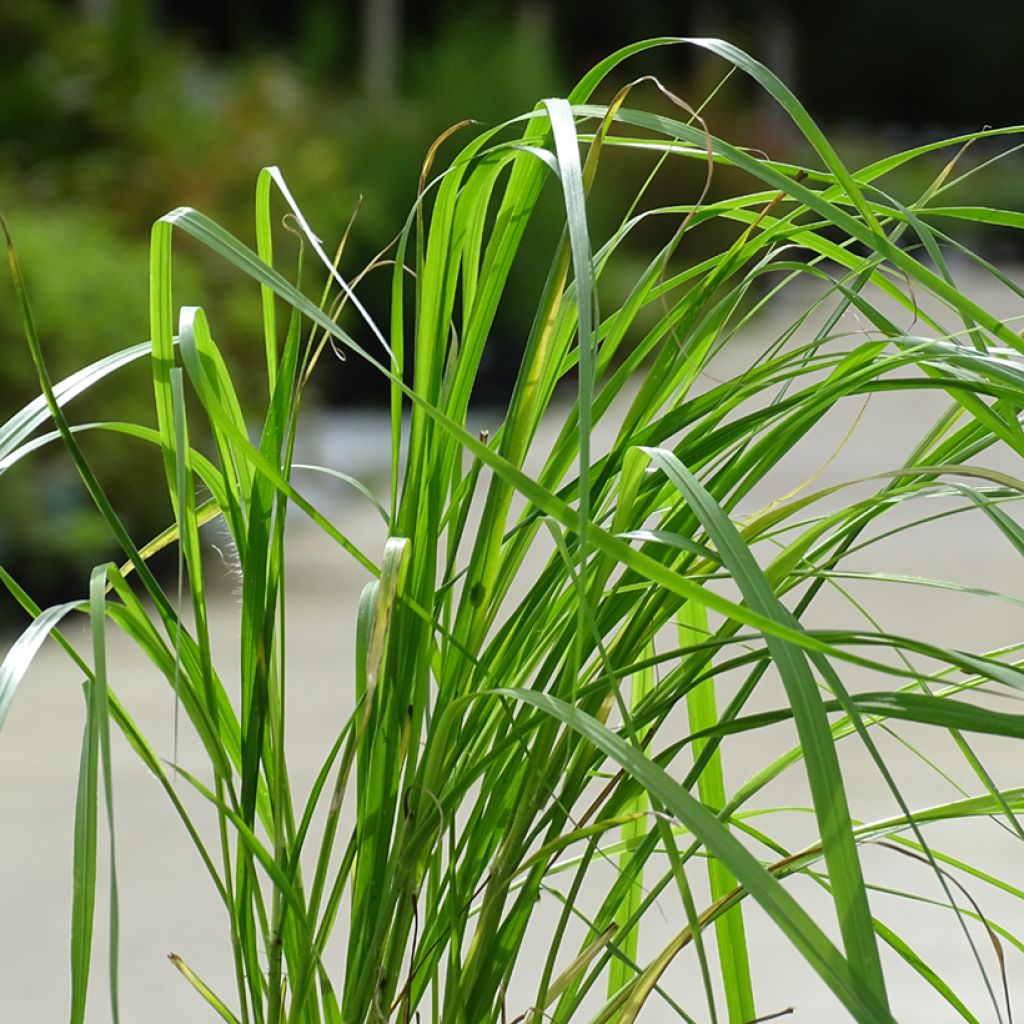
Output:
(4, 264), (1024, 1021)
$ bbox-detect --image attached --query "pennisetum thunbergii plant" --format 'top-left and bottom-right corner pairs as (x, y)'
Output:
(5, 36), (1024, 1023)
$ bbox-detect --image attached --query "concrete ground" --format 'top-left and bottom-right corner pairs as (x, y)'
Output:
(3, 263), (1024, 1021)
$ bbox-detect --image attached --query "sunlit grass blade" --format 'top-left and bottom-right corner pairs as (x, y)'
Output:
(681, 601), (754, 1023)
(0, 600), (82, 733)
(89, 566), (120, 1024)
(0, 341), (154, 463)
(168, 953), (243, 1024)
(608, 648), (651, 1000)
(497, 688), (895, 1023)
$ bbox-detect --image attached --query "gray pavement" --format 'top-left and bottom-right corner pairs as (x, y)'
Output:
(4, 263), (1024, 1021)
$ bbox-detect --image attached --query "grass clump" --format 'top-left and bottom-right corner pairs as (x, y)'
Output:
(5, 36), (1024, 1023)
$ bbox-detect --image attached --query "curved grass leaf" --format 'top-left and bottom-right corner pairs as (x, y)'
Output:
(495, 687), (895, 1024)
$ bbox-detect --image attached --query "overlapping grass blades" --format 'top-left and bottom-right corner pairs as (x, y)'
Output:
(4, 35), (1024, 1023)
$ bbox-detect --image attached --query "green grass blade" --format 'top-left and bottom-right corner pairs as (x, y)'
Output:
(496, 688), (895, 1023)
(544, 96), (597, 684)
(681, 601), (754, 1023)
(69, 564), (120, 1024)
(0, 601), (82, 733)
(0, 341), (153, 462)
(89, 566), (120, 1023)
(608, 646), (652, 999)
(168, 954), (243, 1024)
(641, 445), (889, 1009)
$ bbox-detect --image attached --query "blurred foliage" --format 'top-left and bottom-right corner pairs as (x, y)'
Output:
(0, 3), (567, 393)
(0, 203), (172, 604)
(2, 0), (1023, 618)
(0, 1), (564, 616)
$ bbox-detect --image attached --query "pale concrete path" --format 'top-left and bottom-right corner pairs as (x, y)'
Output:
(3, 264), (1024, 1021)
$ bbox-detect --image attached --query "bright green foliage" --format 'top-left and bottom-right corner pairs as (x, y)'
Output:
(6, 36), (1024, 1023)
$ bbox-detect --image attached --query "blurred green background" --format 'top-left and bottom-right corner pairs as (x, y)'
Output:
(3, 0), (1023, 617)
